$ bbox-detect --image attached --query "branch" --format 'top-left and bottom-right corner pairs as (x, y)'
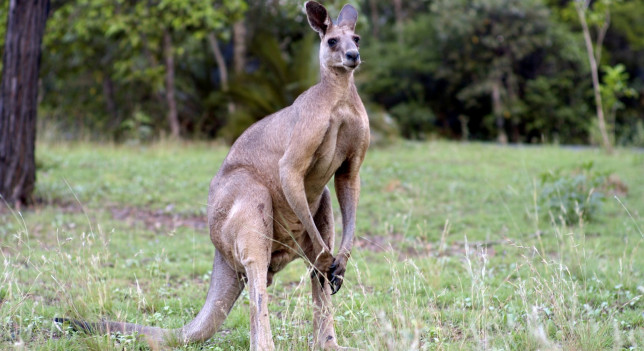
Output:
(595, 9), (610, 64)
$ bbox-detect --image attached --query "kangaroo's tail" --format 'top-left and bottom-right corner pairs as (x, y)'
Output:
(54, 318), (171, 349)
(55, 251), (245, 349)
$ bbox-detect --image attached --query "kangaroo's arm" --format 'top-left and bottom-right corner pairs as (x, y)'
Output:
(278, 114), (332, 257)
(327, 150), (365, 294)
(334, 159), (361, 258)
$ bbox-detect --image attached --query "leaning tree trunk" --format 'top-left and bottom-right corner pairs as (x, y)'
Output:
(0, 0), (51, 207)
(575, 1), (613, 153)
(207, 33), (235, 115)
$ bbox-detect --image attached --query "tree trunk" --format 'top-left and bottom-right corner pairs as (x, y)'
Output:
(102, 74), (119, 131)
(207, 33), (235, 115)
(233, 18), (247, 75)
(393, 0), (403, 45)
(163, 29), (180, 139)
(492, 80), (508, 144)
(369, 0), (379, 39)
(0, 0), (50, 207)
(575, 1), (612, 153)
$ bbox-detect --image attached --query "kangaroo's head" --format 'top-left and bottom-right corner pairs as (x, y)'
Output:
(305, 1), (360, 72)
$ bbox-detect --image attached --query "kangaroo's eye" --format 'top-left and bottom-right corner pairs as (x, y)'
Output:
(327, 38), (338, 47)
(353, 36), (360, 44)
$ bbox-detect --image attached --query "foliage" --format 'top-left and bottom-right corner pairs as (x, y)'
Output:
(40, 0), (246, 140)
(538, 161), (614, 225)
(361, 0), (593, 143)
(630, 119), (644, 147)
(4, 0), (644, 144)
(219, 32), (318, 142)
(611, 1), (644, 50)
(359, 13), (438, 139)
(388, 101), (435, 140)
(601, 64), (638, 120)
(363, 103), (400, 147)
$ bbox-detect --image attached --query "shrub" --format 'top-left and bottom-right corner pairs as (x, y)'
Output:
(389, 102), (436, 140)
(538, 161), (614, 225)
(365, 103), (400, 147)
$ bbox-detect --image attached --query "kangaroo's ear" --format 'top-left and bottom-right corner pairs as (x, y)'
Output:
(337, 4), (358, 31)
(305, 1), (332, 36)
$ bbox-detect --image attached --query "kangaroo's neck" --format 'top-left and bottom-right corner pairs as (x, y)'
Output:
(319, 66), (356, 102)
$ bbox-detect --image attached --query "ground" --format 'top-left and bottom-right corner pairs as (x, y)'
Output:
(1, 141), (642, 350)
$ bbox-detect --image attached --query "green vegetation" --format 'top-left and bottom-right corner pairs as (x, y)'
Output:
(538, 161), (613, 225)
(3, 0), (643, 145)
(1, 141), (642, 350)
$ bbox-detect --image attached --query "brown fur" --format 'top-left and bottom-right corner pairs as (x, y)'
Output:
(57, 2), (368, 350)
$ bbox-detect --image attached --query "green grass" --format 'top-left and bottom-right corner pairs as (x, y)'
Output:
(1, 141), (643, 350)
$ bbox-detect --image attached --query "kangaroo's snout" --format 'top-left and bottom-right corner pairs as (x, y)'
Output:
(344, 50), (360, 68)
(345, 50), (359, 62)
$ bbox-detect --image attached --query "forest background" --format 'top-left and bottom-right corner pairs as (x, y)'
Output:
(2, 0), (644, 147)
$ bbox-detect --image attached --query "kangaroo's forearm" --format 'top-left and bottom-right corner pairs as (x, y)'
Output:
(335, 174), (360, 257)
(279, 164), (331, 254)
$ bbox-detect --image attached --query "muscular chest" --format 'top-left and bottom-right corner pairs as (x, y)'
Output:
(307, 104), (367, 180)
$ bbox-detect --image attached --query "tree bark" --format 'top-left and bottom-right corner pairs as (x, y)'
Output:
(0, 0), (51, 207)
(163, 29), (180, 139)
(575, 1), (612, 153)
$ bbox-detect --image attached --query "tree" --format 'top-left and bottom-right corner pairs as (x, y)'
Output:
(0, 0), (51, 207)
(361, 0), (592, 143)
(432, 0), (554, 143)
(574, 0), (614, 152)
(39, 0), (247, 140)
(600, 64), (638, 140)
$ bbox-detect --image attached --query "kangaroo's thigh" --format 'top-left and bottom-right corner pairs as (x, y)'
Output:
(208, 172), (274, 271)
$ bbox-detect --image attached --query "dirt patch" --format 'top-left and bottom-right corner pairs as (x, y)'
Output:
(0, 197), (81, 215)
(110, 206), (207, 233)
(2, 200), (502, 260)
(354, 234), (398, 252)
(355, 231), (503, 260)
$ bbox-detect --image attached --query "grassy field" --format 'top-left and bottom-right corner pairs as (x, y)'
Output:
(1, 141), (643, 350)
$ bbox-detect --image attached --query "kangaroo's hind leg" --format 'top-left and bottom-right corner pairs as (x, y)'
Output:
(177, 249), (245, 344)
(307, 187), (341, 349)
(219, 177), (275, 350)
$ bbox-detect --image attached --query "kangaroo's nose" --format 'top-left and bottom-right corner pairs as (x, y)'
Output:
(345, 50), (360, 62)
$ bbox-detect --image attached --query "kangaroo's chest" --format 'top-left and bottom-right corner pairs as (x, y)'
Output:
(306, 104), (366, 185)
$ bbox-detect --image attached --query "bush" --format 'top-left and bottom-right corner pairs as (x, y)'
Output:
(538, 162), (614, 225)
(365, 103), (400, 147)
(389, 102), (436, 140)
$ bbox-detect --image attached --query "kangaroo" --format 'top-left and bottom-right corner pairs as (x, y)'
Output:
(56, 1), (369, 350)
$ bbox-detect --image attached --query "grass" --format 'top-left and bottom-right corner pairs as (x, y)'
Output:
(1, 140), (643, 350)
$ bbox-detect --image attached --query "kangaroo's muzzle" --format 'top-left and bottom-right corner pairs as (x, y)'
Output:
(343, 50), (360, 68)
